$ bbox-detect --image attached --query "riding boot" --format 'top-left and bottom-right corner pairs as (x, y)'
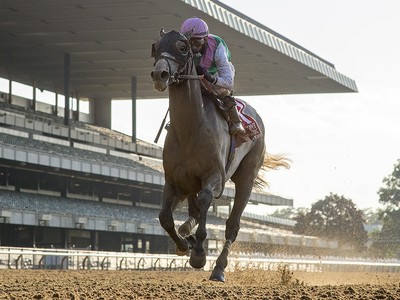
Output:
(223, 96), (245, 135)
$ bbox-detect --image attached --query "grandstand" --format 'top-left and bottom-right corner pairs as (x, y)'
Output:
(0, 0), (356, 258)
(0, 95), (343, 257)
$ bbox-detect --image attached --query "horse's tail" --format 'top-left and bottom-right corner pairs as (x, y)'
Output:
(254, 153), (291, 189)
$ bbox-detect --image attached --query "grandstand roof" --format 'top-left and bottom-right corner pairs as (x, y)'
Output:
(0, 0), (357, 100)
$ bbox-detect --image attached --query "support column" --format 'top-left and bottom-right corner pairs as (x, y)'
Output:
(89, 98), (95, 122)
(131, 76), (137, 142)
(32, 80), (36, 110)
(8, 79), (12, 105)
(91, 231), (98, 251)
(64, 53), (70, 126)
(94, 97), (112, 128)
(54, 93), (58, 116)
(75, 94), (80, 122)
(32, 227), (36, 248)
(61, 229), (67, 249)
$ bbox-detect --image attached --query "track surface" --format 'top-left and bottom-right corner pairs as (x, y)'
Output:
(0, 269), (399, 299)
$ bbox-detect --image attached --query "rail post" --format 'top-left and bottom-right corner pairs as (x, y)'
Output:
(137, 258), (144, 269)
(82, 256), (89, 270)
(61, 256), (69, 270)
(169, 259), (176, 270)
(101, 257), (109, 270)
(15, 254), (23, 269)
(119, 257), (126, 270)
(153, 258), (160, 270)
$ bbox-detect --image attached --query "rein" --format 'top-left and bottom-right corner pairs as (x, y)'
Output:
(169, 55), (200, 84)
(156, 49), (202, 85)
(174, 74), (203, 80)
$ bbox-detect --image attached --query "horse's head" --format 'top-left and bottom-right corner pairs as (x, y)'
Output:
(150, 28), (193, 91)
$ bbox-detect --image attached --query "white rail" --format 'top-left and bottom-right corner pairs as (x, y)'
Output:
(1, 247), (399, 273)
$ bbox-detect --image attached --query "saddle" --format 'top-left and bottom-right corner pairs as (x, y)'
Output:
(199, 78), (261, 147)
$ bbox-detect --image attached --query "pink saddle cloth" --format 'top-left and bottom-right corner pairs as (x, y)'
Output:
(235, 98), (262, 145)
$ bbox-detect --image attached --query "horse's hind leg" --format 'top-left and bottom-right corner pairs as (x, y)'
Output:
(178, 194), (199, 237)
(209, 184), (252, 282)
(210, 151), (263, 282)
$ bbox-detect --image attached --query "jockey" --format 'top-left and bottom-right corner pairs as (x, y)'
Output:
(180, 17), (245, 136)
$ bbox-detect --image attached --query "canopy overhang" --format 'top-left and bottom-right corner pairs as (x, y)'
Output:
(0, 0), (357, 100)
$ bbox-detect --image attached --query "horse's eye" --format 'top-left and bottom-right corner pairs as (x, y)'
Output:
(176, 41), (188, 54)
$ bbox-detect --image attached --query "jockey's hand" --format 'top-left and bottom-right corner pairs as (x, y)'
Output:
(196, 66), (217, 84)
(196, 65), (207, 75)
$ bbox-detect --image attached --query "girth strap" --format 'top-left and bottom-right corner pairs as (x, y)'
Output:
(225, 135), (236, 174)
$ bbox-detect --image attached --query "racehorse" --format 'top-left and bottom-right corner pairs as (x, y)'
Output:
(150, 29), (289, 282)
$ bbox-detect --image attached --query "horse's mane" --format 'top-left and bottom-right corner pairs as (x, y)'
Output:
(254, 153), (291, 190)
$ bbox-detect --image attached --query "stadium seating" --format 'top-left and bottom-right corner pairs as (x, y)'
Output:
(0, 132), (161, 175)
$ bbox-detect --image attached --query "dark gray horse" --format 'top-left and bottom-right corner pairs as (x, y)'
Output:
(150, 29), (289, 282)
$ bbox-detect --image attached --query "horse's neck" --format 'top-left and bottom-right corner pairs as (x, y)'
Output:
(169, 78), (207, 138)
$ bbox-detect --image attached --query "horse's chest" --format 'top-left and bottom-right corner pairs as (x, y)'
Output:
(172, 162), (198, 183)
(165, 159), (213, 193)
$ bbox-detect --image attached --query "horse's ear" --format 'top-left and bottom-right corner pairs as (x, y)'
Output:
(151, 43), (156, 57)
(183, 29), (193, 40)
(160, 27), (166, 37)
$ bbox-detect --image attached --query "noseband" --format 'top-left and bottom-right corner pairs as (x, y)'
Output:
(153, 32), (202, 85)
(156, 52), (193, 84)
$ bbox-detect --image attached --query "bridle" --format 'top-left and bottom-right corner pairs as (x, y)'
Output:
(157, 52), (195, 84)
(152, 31), (202, 85)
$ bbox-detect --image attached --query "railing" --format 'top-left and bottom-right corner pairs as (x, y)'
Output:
(1, 247), (400, 273)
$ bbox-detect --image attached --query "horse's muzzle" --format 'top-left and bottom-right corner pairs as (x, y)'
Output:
(150, 69), (170, 92)
(151, 56), (175, 91)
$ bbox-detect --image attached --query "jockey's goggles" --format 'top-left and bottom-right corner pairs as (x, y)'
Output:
(190, 38), (205, 48)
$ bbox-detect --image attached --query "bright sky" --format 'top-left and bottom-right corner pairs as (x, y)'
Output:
(115, 0), (400, 211)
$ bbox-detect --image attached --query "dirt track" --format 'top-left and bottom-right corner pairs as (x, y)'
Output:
(0, 269), (399, 299)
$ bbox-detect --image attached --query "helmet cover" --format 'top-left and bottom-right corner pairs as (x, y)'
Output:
(180, 17), (209, 38)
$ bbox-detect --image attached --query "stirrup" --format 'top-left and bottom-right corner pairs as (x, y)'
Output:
(223, 96), (236, 108)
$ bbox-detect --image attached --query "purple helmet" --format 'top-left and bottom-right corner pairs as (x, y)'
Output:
(180, 17), (209, 38)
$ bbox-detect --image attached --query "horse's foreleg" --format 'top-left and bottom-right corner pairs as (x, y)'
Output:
(159, 184), (192, 255)
(189, 189), (213, 269)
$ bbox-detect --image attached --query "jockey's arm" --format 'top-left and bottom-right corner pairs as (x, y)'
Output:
(213, 44), (235, 91)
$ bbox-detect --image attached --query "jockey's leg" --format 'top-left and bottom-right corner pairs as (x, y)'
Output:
(222, 96), (245, 135)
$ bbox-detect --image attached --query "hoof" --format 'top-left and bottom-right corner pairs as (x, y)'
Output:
(209, 266), (225, 282)
(176, 247), (189, 256)
(176, 235), (196, 256)
(176, 240), (190, 256)
(189, 250), (206, 269)
(178, 217), (196, 237)
(178, 224), (191, 237)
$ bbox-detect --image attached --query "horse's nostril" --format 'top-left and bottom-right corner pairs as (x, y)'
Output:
(151, 69), (170, 82)
(161, 71), (169, 81)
